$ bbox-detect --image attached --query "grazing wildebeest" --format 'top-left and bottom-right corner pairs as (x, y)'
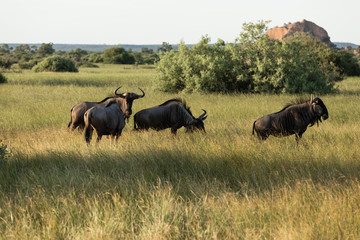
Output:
(133, 98), (208, 135)
(68, 86), (145, 131)
(252, 96), (328, 143)
(84, 98), (126, 144)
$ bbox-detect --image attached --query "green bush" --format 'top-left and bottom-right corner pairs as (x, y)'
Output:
(86, 52), (103, 63)
(155, 37), (238, 93)
(278, 41), (335, 93)
(0, 73), (7, 84)
(155, 21), (338, 94)
(32, 56), (78, 72)
(103, 47), (135, 64)
(333, 50), (360, 77)
(0, 57), (13, 69)
(18, 59), (38, 69)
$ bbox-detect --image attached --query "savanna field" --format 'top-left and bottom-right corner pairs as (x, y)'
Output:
(1, 64), (360, 239)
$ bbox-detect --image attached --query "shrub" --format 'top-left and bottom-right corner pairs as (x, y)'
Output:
(18, 59), (38, 69)
(0, 57), (13, 69)
(103, 47), (135, 64)
(32, 56), (78, 72)
(86, 53), (104, 63)
(333, 50), (360, 77)
(155, 21), (337, 94)
(155, 37), (238, 93)
(278, 41), (335, 93)
(0, 73), (7, 84)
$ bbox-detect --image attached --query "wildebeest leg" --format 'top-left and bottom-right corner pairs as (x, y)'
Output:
(84, 126), (93, 144)
(260, 134), (269, 140)
(96, 133), (103, 143)
(108, 135), (117, 144)
(256, 131), (268, 141)
(114, 129), (122, 141)
(68, 121), (77, 131)
(171, 128), (177, 135)
(115, 133), (121, 142)
(69, 119), (85, 132)
(295, 132), (303, 145)
(77, 123), (85, 131)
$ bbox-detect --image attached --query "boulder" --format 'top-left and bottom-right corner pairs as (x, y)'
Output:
(267, 19), (334, 47)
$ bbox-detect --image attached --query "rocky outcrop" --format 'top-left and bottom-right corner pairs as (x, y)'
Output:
(267, 19), (334, 47)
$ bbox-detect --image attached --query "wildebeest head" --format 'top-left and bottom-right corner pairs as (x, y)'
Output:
(186, 109), (208, 133)
(114, 86), (145, 119)
(311, 97), (328, 122)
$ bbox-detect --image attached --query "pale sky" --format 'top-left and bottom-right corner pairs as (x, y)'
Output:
(1, 0), (359, 45)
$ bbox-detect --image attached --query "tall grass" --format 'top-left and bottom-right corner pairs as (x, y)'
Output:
(1, 65), (360, 239)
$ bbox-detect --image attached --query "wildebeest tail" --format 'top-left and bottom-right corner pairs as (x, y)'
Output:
(252, 121), (256, 136)
(68, 107), (74, 128)
(133, 114), (138, 130)
(84, 111), (93, 143)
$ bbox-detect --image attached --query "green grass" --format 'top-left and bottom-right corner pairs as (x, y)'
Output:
(1, 65), (360, 239)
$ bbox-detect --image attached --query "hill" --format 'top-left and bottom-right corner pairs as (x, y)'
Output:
(1, 43), (174, 52)
(334, 42), (359, 49)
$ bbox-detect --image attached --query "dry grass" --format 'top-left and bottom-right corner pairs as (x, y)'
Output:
(0, 65), (360, 239)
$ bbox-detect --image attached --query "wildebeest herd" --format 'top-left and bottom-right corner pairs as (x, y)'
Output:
(68, 86), (329, 144)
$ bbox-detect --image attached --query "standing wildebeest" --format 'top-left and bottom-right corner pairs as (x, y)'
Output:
(84, 98), (127, 144)
(133, 99), (208, 135)
(252, 97), (328, 143)
(68, 86), (145, 131)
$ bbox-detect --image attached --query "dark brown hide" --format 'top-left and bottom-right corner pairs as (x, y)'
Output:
(134, 99), (207, 135)
(252, 97), (328, 143)
(68, 87), (144, 131)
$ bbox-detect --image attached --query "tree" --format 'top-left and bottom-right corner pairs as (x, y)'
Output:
(36, 43), (55, 57)
(157, 42), (173, 53)
(65, 48), (88, 62)
(332, 50), (360, 77)
(155, 21), (337, 94)
(32, 56), (78, 72)
(0, 44), (10, 54)
(86, 52), (103, 63)
(142, 48), (154, 54)
(0, 57), (13, 69)
(103, 47), (135, 64)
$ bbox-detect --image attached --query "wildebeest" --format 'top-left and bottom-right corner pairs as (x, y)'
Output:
(252, 96), (328, 143)
(133, 98), (207, 135)
(84, 98), (126, 144)
(68, 86), (145, 131)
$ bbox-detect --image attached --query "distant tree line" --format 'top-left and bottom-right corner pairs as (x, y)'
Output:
(155, 21), (360, 94)
(0, 42), (172, 73)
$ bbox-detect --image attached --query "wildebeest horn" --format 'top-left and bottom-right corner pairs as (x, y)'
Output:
(136, 88), (145, 99)
(114, 86), (123, 96)
(198, 109), (207, 120)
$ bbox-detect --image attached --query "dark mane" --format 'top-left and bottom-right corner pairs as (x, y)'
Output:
(276, 97), (310, 113)
(159, 98), (193, 116)
(97, 96), (114, 104)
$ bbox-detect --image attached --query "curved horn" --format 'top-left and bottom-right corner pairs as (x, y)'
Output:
(198, 109), (207, 120)
(114, 86), (122, 96)
(136, 88), (145, 99)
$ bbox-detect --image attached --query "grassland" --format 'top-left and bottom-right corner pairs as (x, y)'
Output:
(1, 65), (360, 239)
